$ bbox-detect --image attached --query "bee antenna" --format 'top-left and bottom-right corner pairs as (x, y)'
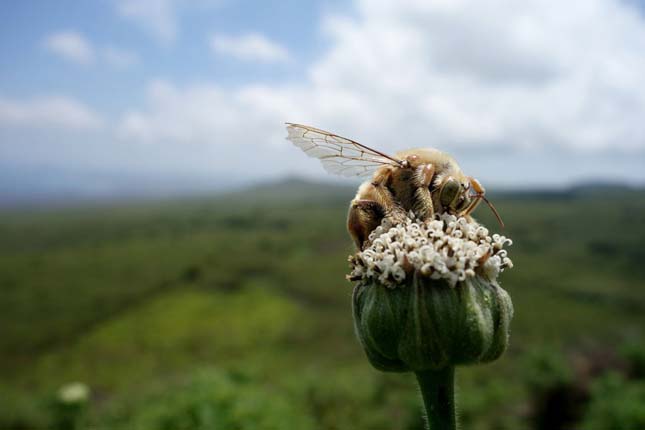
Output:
(482, 196), (505, 229)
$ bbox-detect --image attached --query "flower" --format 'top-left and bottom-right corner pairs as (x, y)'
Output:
(350, 213), (514, 372)
(57, 382), (90, 404)
(348, 212), (513, 288)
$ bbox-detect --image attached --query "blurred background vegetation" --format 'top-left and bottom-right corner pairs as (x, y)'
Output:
(1, 179), (644, 430)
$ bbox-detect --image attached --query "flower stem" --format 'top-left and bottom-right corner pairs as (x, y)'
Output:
(415, 367), (457, 430)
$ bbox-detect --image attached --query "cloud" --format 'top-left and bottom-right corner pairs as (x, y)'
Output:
(211, 33), (291, 63)
(116, 0), (177, 43)
(43, 31), (95, 65)
(114, 78), (313, 180)
(117, 0), (645, 185)
(44, 30), (140, 69)
(301, 0), (645, 155)
(0, 96), (104, 131)
(123, 0), (645, 149)
(115, 0), (220, 43)
(44, 31), (140, 69)
(103, 46), (140, 68)
(117, 79), (299, 148)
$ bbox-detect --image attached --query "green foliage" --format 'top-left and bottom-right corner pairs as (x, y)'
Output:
(0, 185), (644, 429)
(28, 288), (306, 391)
(621, 342), (645, 379)
(457, 374), (524, 430)
(285, 367), (422, 430)
(107, 368), (315, 430)
(523, 347), (573, 393)
(0, 387), (49, 430)
(582, 373), (645, 430)
(50, 398), (88, 430)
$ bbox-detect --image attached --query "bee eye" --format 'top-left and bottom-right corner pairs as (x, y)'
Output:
(457, 196), (470, 211)
(439, 179), (461, 207)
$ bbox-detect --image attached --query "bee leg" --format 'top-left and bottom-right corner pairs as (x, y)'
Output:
(385, 205), (408, 226)
(367, 167), (407, 225)
(460, 196), (483, 218)
(412, 164), (435, 220)
(460, 177), (505, 227)
(459, 177), (485, 217)
(347, 199), (386, 249)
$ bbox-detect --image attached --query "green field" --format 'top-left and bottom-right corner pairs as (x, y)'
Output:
(1, 180), (644, 429)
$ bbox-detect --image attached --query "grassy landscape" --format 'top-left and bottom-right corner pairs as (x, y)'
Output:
(1, 179), (644, 429)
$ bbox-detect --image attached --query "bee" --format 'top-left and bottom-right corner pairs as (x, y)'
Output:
(286, 123), (504, 250)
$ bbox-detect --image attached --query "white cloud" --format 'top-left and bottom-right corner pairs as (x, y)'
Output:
(0, 96), (104, 131)
(43, 31), (95, 65)
(103, 46), (140, 68)
(116, 0), (177, 43)
(116, 0), (645, 185)
(117, 78), (288, 150)
(44, 31), (139, 69)
(301, 0), (645, 155)
(115, 79), (306, 179)
(115, 0), (221, 43)
(211, 33), (291, 63)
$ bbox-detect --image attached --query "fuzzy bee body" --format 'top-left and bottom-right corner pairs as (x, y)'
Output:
(286, 123), (503, 250)
(348, 148), (478, 249)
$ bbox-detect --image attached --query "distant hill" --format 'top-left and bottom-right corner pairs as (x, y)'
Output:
(569, 182), (641, 197)
(221, 177), (356, 205)
(496, 182), (641, 201)
(0, 172), (641, 210)
(224, 178), (643, 205)
(0, 165), (235, 209)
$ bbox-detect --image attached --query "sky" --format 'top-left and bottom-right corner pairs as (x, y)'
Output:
(1, 0), (645, 201)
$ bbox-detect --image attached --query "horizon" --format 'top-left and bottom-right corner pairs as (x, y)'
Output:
(1, 173), (642, 210)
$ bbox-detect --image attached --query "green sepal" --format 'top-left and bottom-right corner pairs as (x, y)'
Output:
(352, 274), (513, 372)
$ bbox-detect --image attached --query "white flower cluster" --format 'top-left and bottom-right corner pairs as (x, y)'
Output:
(58, 382), (90, 404)
(348, 213), (513, 287)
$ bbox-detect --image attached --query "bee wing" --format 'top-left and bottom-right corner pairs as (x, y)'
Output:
(286, 123), (402, 177)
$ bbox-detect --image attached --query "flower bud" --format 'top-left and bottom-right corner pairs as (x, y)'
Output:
(353, 273), (513, 372)
(349, 213), (514, 372)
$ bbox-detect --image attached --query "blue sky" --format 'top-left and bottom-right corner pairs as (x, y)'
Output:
(0, 1), (336, 112)
(2, 0), (645, 201)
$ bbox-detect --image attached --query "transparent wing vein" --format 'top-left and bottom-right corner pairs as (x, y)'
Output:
(285, 123), (399, 177)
